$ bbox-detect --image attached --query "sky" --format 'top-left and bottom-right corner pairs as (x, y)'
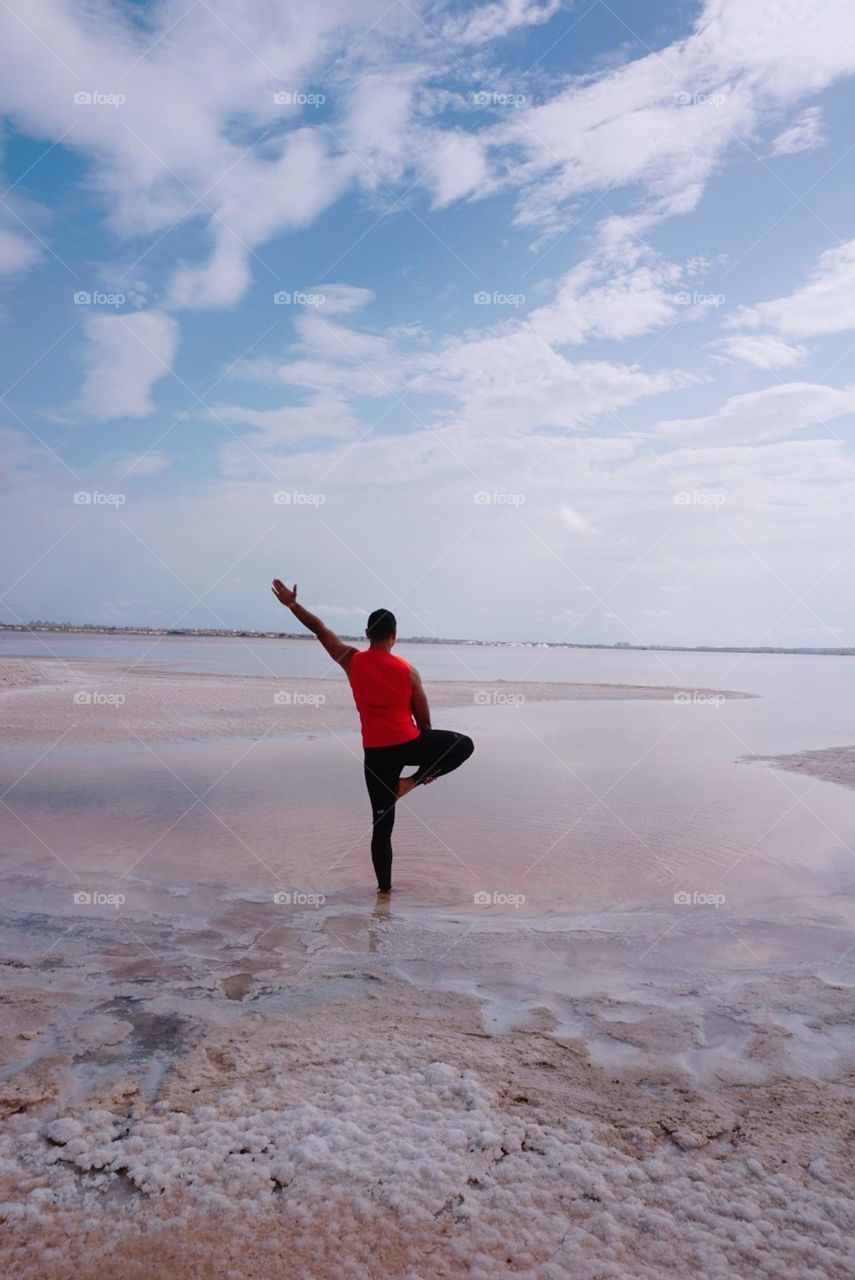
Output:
(1, 0), (854, 646)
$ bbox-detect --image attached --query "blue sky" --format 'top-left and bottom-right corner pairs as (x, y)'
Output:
(1, 0), (855, 645)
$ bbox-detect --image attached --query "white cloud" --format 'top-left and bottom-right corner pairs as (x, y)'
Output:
(212, 394), (360, 446)
(491, 0), (855, 242)
(223, 255), (690, 459)
(0, 225), (40, 276)
(2, 0), (852, 317)
(560, 505), (598, 536)
(718, 333), (807, 369)
(729, 240), (855, 341)
(655, 382), (855, 446)
(770, 105), (827, 155)
(168, 231), (253, 313)
(79, 311), (179, 421)
(4, 1), (855, 645)
(442, 0), (562, 46)
(311, 284), (374, 315)
(428, 131), (492, 208)
(529, 253), (681, 346)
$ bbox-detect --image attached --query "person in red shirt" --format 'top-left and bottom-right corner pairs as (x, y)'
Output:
(272, 580), (474, 894)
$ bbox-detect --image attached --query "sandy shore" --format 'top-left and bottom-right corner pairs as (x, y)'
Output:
(1, 657), (754, 745)
(2, 886), (854, 1280)
(747, 745), (855, 792)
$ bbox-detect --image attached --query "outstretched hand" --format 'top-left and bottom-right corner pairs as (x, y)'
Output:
(272, 578), (297, 607)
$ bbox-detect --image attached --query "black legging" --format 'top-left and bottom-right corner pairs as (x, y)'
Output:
(363, 729), (474, 891)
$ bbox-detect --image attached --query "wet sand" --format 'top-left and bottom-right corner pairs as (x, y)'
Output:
(1, 656), (753, 745)
(747, 744), (855, 792)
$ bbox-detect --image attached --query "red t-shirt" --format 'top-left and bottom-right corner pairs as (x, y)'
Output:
(347, 648), (421, 748)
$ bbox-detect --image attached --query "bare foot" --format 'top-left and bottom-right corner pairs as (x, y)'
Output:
(396, 776), (418, 800)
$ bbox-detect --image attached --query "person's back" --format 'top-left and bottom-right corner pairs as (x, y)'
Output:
(348, 648), (420, 748)
(271, 581), (473, 893)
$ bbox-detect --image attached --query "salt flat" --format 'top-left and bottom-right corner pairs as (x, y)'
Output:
(2, 645), (854, 1278)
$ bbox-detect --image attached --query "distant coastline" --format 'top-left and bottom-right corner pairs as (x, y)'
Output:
(1, 621), (852, 657)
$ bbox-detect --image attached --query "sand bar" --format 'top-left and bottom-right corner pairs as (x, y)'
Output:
(0, 657), (755, 745)
(746, 744), (855, 792)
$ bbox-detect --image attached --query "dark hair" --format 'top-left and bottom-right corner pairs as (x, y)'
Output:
(366, 608), (396, 641)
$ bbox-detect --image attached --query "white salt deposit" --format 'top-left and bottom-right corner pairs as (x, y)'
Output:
(1, 885), (855, 1278)
(3, 1045), (854, 1279)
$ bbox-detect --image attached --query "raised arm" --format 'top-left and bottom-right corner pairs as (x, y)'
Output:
(409, 665), (431, 731)
(271, 580), (357, 670)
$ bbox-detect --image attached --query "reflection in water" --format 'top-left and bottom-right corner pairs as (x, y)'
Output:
(3, 693), (855, 916)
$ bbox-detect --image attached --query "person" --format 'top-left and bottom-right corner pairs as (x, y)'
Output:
(271, 580), (474, 894)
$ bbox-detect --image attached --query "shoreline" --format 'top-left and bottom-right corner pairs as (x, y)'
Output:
(3, 624), (854, 657)
(0, 657), (756, 746)
(2, 879), (854, 1279)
